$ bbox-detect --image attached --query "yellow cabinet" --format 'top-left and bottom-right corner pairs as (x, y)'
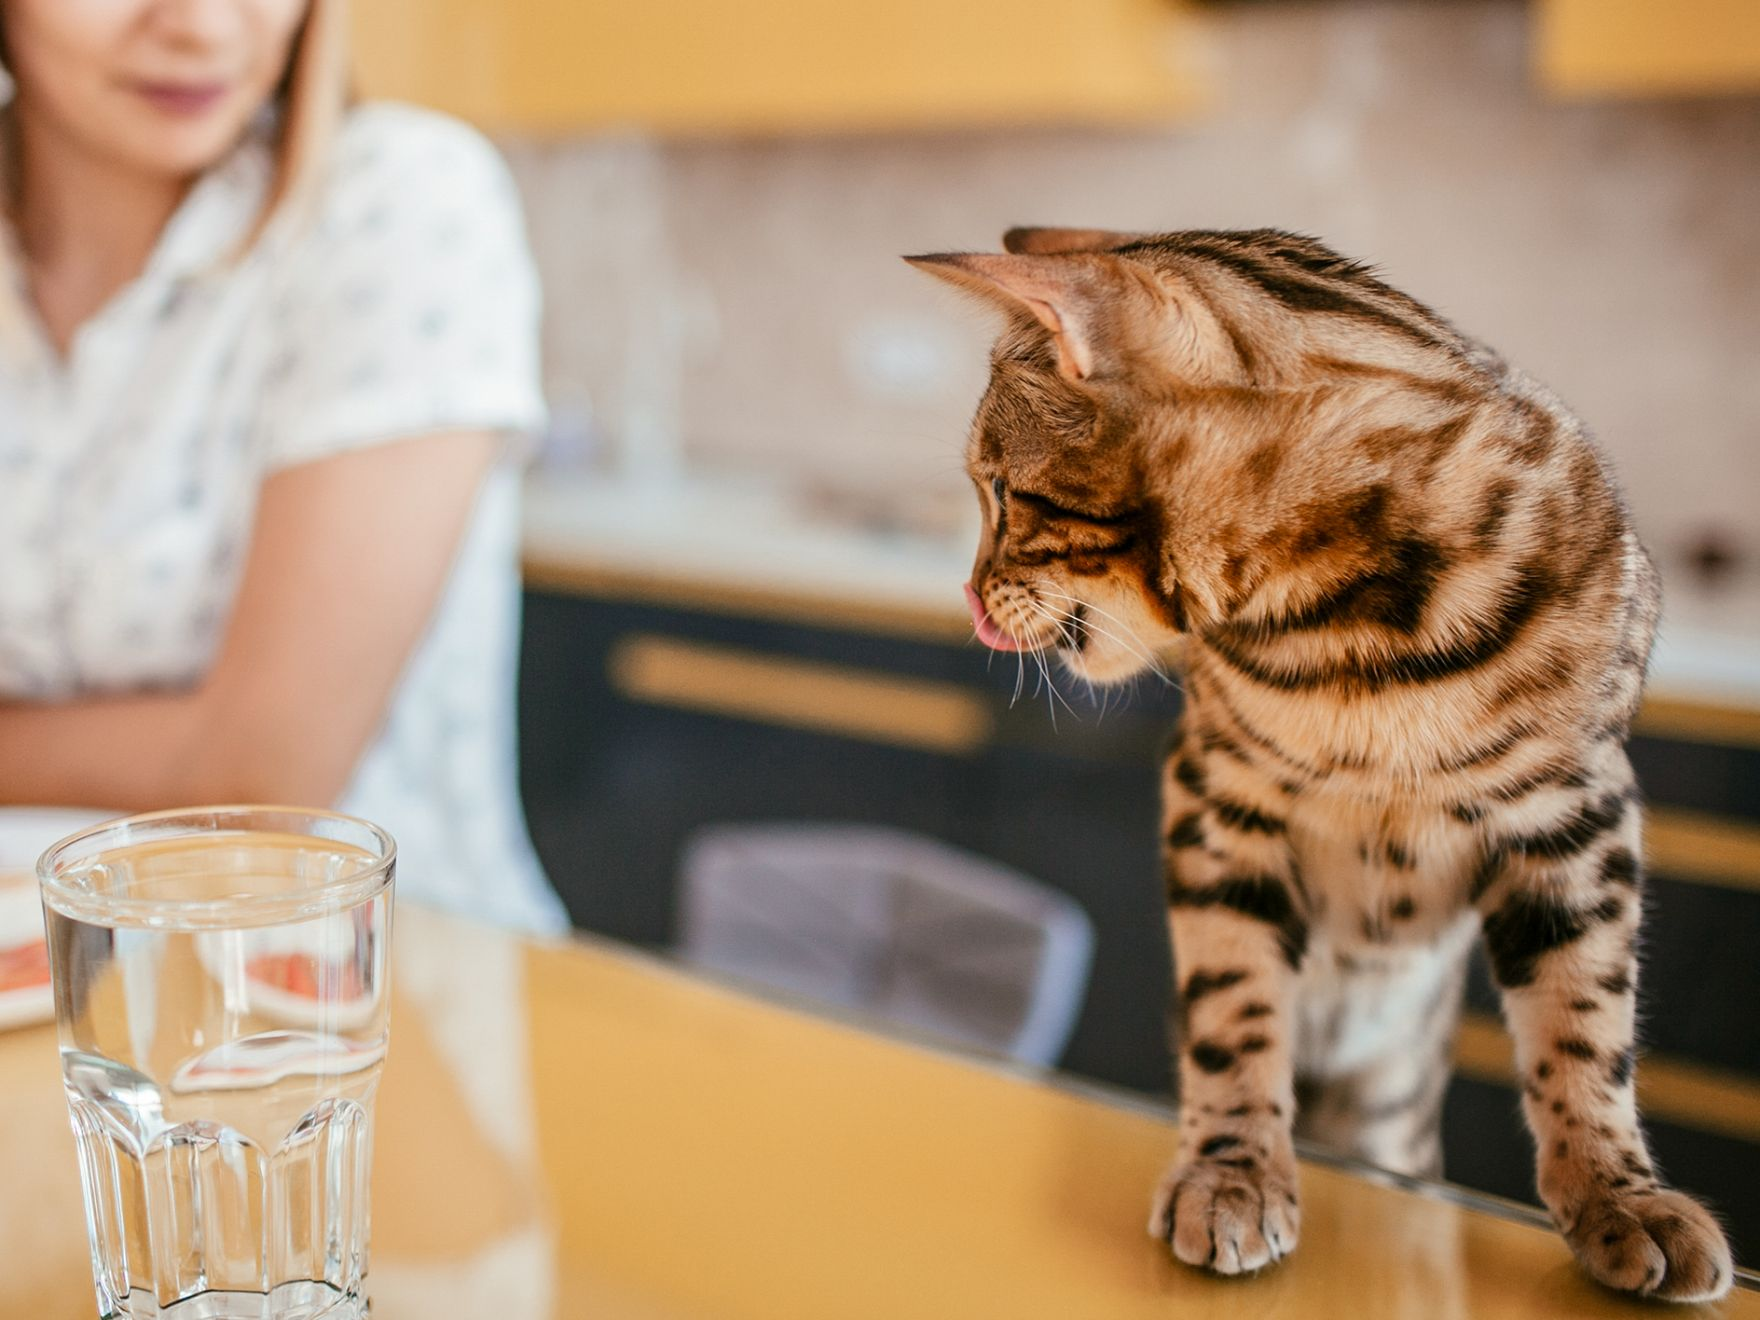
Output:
(1538, 0), (1760, 97)
(349, 0), (1206, 136)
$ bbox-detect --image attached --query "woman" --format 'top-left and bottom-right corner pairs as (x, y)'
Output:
(0, 0), (568, 933)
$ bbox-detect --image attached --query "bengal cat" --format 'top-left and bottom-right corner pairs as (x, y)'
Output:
(908, 227), (1732, 1301)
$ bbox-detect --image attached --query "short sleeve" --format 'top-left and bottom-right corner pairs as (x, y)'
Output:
(255, 105), (546, 472)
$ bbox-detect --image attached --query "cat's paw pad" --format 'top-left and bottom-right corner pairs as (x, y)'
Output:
(1563, 1186), (1732, 1302)
(1148, 1156), (1300, 1275)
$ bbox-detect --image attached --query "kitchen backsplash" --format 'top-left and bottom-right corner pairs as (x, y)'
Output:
(498, 0), (1760, 607)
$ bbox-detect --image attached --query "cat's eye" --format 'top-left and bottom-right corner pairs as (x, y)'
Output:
(991, 477), (1006, 504)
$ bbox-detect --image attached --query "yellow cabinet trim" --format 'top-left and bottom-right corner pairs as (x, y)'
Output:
(1455, 1011), (1760, 1144)
(1634, 694), (1760, 751)
(1538, 0), (1760, 97)
(351, 0), (1207, 136)
(1646, 806), (1760, 894)
(607, 632), (995, 755)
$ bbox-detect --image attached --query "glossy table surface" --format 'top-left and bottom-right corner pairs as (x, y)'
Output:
(2, 904), (1754, 1319)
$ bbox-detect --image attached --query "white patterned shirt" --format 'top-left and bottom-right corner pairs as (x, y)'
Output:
(0, 102), (568, 934)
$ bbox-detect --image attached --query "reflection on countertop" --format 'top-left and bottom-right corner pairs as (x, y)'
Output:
(9, 903), (1760, 1316)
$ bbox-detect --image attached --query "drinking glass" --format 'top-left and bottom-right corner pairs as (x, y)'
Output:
(37, 807), (396, 1320)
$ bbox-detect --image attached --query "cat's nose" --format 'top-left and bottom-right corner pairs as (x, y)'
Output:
(965, 583), (1023, 652)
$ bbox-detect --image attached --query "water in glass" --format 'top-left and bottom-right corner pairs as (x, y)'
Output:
(40, 824), (392, 1320)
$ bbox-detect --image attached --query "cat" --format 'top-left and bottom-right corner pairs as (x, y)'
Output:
(907, 227), (1732, 1302)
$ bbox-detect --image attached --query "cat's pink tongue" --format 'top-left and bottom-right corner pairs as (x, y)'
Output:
(964, 583), (1023, 652)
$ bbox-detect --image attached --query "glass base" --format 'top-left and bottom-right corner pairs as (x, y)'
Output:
(105, 1281), (364, 1319)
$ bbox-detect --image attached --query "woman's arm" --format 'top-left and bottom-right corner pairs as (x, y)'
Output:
(0, 431), (501, 810)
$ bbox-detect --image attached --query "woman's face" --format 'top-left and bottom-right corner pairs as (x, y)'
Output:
(3, 0), (310, 180)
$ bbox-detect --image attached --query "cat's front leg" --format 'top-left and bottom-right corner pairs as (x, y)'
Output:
(1150, 746), (1306, 1275)
(1474, 772), (1732, 1302)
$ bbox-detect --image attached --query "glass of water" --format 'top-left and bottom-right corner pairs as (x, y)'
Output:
(37, 807), (395, 1320)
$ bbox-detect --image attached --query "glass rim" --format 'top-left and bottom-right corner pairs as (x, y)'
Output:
(37, 804), (396, 927)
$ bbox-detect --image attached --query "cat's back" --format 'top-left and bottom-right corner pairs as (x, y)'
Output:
(1184, 323), (1654, 792)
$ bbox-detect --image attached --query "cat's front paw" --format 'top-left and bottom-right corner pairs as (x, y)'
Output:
(1560, 1186), (1732, 1302)
(1148, 1153), (1300, 1275)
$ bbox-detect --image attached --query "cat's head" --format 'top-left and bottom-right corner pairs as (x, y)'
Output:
(907, 226), (1471, 685)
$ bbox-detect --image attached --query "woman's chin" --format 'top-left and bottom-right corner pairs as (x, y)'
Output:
(112, 109), (259, 181)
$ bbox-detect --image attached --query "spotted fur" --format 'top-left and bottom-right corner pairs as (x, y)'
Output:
(909, 227), (1732, 1301)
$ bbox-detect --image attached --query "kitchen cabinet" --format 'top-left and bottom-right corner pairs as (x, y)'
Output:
(349, 0), (1205, 136)
(1537, 0), (1760, 97)
(516, 587), (1180, 1095)
(515, 569), (1760, 1258)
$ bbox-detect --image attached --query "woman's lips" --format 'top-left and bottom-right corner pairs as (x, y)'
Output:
(131, 81), (228, 116)
(964, 584), (1023, 652)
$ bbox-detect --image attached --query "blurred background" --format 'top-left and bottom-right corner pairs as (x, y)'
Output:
(354, 0), (1760, 1262)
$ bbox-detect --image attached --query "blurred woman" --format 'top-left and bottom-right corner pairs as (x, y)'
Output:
(0, 0), (568, 932)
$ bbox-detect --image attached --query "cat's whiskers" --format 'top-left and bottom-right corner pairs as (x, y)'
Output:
(1024, 604), (1100, 727)
(988, 595), (1043, 710)
(1035, 588), (1171, 677)
(1017, 603), (1079, 726)
(1030, 634), (1077, 727)
(1024, 599), (1077, 654)
(1032, 591), (1172, 682)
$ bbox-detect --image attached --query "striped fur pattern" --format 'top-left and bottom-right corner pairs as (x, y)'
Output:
(908, 228), (1732, 1300)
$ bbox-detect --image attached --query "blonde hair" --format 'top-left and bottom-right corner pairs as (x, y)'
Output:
(246, 0), (350, 253)
(0, 0), (350, 338)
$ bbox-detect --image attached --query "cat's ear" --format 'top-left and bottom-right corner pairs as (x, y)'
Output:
(903, 251), (1126, 381)
(1002, 227), (1152, 256)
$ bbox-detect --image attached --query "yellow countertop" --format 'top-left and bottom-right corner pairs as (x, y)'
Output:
(4, 904), (1755, 1318)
